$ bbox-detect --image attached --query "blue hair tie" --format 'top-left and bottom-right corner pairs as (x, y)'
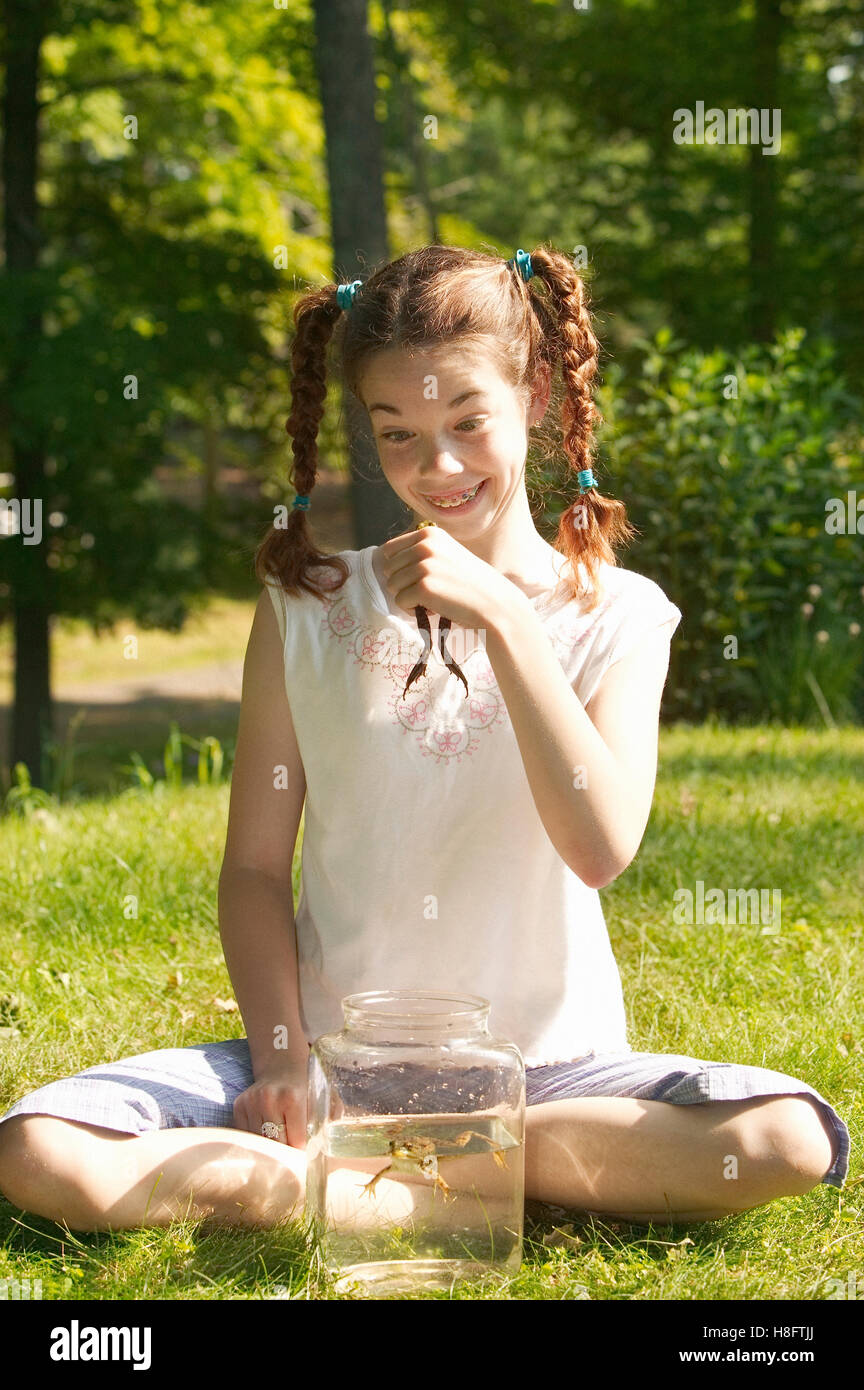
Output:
(577, 469), (598, 492)
(336, 279), (363, 311)
(507, 249), (534, 282)
(293, 494), (310, 510)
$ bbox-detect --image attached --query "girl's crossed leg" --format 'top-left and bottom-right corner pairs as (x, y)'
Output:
(523, 1092), (835, 1223)
(0, 1090), (834, 1232)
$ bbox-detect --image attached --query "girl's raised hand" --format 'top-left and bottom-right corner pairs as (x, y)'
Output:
(378, 523), (523, 632)
(233, 1059), (309, 1150)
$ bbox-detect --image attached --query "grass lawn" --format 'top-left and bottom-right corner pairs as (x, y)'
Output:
(0, 722), (861, 1300)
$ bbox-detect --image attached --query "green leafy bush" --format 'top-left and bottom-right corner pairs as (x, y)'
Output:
(541, 328), (864, 724)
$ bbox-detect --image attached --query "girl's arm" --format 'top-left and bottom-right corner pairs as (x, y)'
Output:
(218, 591), (309, 1074)
(483, 597), (674, 890)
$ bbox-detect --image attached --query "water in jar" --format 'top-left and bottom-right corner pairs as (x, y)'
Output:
(306, 1110), (523, 1294)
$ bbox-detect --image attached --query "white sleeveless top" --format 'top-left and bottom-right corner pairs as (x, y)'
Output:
(265, 546), (682, 1067)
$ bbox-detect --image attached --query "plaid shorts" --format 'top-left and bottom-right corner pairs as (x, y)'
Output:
(0, 1038), (849, 1188)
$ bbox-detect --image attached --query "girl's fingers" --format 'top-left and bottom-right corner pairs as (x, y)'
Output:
(284, 1092), (307, 1148)
(232, 1082), (306, 1144)
(236, 1094), (270, 1138)
(284, 1106), (306, 1150)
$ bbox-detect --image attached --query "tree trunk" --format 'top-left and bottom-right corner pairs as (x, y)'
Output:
(381, 0), (440, 244)
(2, 0), (53, 788)
(748, 0), (785, 342)
(312, 0), (411, 548)
(202, 410), (220, 587)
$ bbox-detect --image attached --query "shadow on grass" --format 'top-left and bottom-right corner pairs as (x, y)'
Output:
(524, 1197), (740, 1248)
(0, 1196), (318, 1300)
(3, 1192), (832, 1300)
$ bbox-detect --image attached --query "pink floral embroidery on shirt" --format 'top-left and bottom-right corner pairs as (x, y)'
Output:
(330, 601), (359, 638)
(317, 583), (620, 765)
(318, 590), (508, 763)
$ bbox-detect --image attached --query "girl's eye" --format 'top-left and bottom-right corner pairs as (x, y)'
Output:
(456, 417), (486, 432)
(380, 416), (487, 443)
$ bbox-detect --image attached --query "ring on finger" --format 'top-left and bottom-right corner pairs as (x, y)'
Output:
(261, 1121), (286, 1140)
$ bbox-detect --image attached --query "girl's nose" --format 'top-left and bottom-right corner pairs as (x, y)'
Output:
(419, 476), (463, 494)
(417, 443), (462, 481)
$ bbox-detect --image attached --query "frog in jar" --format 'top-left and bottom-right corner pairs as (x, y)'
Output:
(361, 1128), (508, 1203)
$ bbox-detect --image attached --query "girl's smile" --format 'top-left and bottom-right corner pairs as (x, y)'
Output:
(419, 477), (490, 513)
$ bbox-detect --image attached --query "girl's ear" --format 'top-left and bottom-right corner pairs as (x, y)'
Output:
(527, 363), (552, 426)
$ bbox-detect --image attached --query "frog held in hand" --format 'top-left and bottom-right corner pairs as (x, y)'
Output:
(402, 520), (470, 700)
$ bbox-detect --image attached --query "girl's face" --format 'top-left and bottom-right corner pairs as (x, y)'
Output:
(358, 342), (547, 530)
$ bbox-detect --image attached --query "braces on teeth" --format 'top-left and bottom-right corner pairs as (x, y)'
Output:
(430, 483), (481, 506)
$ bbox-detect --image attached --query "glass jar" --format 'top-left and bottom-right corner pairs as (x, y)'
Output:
(305, 989), (525, 1296)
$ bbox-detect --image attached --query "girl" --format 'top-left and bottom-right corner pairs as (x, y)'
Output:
(0, 243), (848, 1234)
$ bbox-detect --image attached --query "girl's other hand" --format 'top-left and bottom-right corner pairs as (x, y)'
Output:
(233, 1059), (309, 1149)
